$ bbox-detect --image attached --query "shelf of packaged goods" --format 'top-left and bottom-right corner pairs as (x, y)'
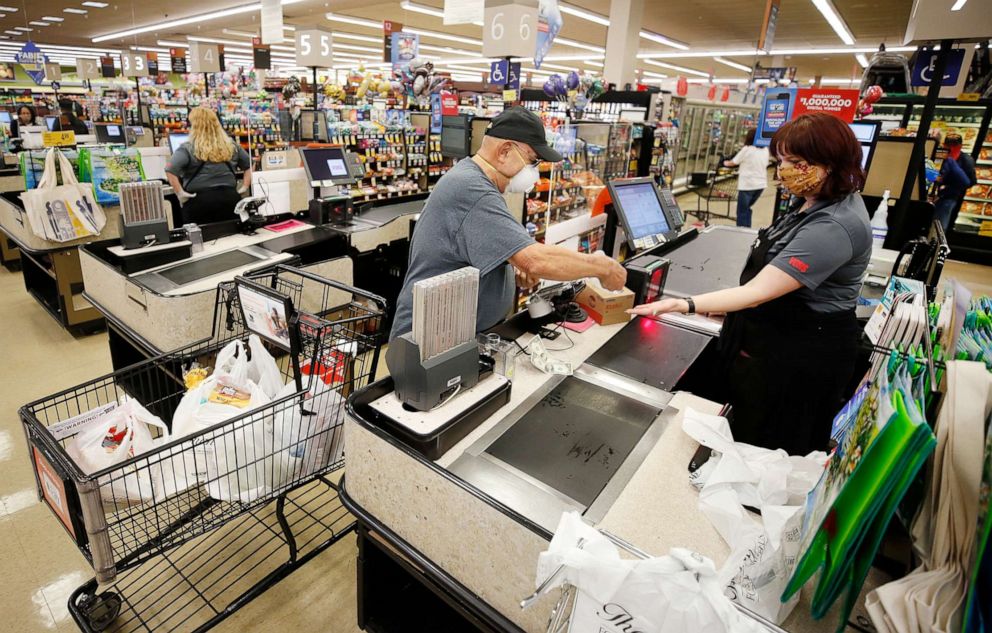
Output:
(910, 120), (983, 128)
(964, 196), (992, 203)
(545, 210), (606, 245)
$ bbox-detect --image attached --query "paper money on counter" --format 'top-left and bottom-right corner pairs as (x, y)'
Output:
(528, 337), (572, 376)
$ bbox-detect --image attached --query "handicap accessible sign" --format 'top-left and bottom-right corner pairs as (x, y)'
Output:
(16, 41), (48, 85)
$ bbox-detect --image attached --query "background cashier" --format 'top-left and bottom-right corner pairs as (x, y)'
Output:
(630, 113), (871, 455)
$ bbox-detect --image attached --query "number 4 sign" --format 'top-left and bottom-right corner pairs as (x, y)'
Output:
(482, 0), (538, 59)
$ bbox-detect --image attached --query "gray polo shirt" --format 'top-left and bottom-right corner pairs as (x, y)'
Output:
(767, 193), (872, 313)
(390, 158), (533, 340)
(165, 141), (250, 192)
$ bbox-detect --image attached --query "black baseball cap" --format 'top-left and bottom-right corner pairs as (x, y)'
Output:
(485, 106), (563, 162)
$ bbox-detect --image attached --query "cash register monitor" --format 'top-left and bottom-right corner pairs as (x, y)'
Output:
(848, 120), (881, 174)
(300, 146), (356, 187)
(45, 116), (59, 131)
(95, 123), (126, 144)
(608, 177), (683, 252)
(168, 133), (189, 154)
(0, 111), (10, 135)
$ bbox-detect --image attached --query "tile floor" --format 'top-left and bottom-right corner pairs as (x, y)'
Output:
(0, 189), (989, 633)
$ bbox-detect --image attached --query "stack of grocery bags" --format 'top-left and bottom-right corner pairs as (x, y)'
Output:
(63, 335), (346, 507)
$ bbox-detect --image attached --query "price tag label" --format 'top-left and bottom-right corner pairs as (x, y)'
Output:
(189, 42), (221, 73)
(43, 130), (76, 147)
(482, 0), (538, 59)
(76, 57), (100, 80)
(295, 28), (333, 68)
(502, 89), (518, 102)
(958, 92), (981, 102)
(121, 52), (149, 77)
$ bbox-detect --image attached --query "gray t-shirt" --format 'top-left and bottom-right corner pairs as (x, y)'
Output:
(767, 193), (872, 312)
(165, 141), (250, 192)
(390, 159), (533, 340)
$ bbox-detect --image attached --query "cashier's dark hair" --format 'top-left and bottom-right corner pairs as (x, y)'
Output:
(770, 112), (865, 199)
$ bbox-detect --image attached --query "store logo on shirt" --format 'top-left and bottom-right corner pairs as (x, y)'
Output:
(788, 256), (809, 273)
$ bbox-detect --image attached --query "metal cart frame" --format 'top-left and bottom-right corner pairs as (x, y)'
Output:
(20, 265), (386, 632)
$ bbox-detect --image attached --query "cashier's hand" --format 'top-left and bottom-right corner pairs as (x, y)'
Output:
(514, 267), (540, 289)
(627, 299), (690, 318)
(593, 253), (627, 291)
(176, 189), (196, 201)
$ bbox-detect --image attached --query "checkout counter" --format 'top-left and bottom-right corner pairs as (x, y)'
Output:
(339, 176), (891, 633)
(81, 146), (425, 368)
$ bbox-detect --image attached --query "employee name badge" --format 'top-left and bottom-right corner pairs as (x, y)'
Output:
(208, 379), (253, 408)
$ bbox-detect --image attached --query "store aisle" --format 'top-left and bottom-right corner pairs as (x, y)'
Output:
(0, 266), (360, 633)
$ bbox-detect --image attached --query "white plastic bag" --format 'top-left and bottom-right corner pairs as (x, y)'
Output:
(66, 396), (166, 504)
(171, 340), (273, 504)
(530, 512), (766, 633)
(20, 148), (106, 242)
(247, 334), (284, 400)
(269, 366), (346, 488)
(682, 408), (827, 624)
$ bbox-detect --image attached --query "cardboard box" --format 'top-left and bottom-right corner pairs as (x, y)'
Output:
(576, 283), (634, 326)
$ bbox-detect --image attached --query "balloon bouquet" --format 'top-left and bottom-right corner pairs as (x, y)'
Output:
(857, 85), (884, 117)
(543, 71), (605, 116)
(395, 58), (448, 108)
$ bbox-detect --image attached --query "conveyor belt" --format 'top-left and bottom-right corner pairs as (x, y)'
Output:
(662, 226), (756, 298)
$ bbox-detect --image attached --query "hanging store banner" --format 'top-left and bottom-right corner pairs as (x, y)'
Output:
(260, 0), (284, 45)
(99, 55), (116, 78)
(793, 88), (859, 122)
(391, 32), (419, 68)
(757, 0), (780, 53)
(444, 0), (484, 25)
(146, 52), (159, 76)
(440, 90), (458, 115)
(170, 48), (187, 74)
(430, 93), (443, 133)
(754, 87), (796, 147)
(383, 21), (401, 63)
(16, 41), (48, 86)
(253, 37), (272, 70)
(533, 0), (561, 70)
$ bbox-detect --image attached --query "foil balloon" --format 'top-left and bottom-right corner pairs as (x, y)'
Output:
(573, 93), (589, 111)
(550, 74), (567, 100)
(566, 71), (579, 91)
(543, 78), (556, 99)
(864, 84), (884, 104)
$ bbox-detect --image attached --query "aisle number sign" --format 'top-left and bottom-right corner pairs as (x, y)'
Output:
(43, 130), (75, 147)
(482, 0), (538, 59)
(793, 88), (859, 122)
(121, 53), (149, 78)
(44, 63), (62, 82)
(189, 42), (221, 74)
(295, 29), (333, 68)
(76, 58), (100, 81)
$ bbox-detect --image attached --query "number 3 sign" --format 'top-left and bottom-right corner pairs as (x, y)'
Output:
(482, 0), (538, 59)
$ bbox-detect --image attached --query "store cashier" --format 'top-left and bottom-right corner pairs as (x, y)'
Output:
(390, 106), (626, 340)
(166, 106), (252, 225)
(631, 113), (871, 455)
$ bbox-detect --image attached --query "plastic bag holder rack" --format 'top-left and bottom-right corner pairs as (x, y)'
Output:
(386, 335), (481, 412)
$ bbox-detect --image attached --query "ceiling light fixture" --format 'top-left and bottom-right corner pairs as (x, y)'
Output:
(554, 36), (605, 53)
(42, 16), (64, 22)
(644, 58), (709, 78)
(400, 1), (444, 19)
(14, 27), (32, 32)
(63, 8), (87, 14)
(0, 5), (17, 11)
(82, 2), (110, 7)
(584, 60), (604, 67)
(714, 57), (752, 72)
(638, 45), (915, 59)
(93, 0), (305, 43)
(418, 43), (482, 57)
(324, 13), (380, 29)
(810, 0), (855, 45)
(951, 0), (968, 9)
(332, 32), (382, 44)
(559, 3), (610, 26)
(401, 26), (482, 46)
(29, 22), (50, 27)
(855, 53), (869, 68)
(639, 30), (690, 51)
(3, 31), (19, 36)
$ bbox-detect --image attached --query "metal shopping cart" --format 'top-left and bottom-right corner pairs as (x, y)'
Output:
(684, 155), (740, 226)
(19, 265), (386, 633)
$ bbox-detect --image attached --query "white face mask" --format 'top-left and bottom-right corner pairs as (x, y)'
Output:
(506, 163), (540, 194)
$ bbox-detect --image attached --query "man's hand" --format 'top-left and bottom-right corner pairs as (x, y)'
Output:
(514, 267), (540, 289)
(593, 253), (627, 291)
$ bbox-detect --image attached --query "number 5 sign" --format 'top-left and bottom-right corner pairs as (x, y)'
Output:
(482, 0), (538, 59)
(295, 28), (333, 68)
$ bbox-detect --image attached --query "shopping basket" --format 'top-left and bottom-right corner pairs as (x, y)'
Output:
(19, 265), (386, 632)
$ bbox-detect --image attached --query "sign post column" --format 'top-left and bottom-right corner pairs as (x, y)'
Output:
(295, 29), (333, 141)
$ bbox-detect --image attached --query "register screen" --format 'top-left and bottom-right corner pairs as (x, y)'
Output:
(614, 182), (670, 239)
(302, 147), (350, 182)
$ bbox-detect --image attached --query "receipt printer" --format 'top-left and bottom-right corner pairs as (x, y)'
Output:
(309, 195), (353, 226)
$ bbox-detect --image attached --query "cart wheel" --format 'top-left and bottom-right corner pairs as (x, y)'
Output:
(77, 590), (122, 632)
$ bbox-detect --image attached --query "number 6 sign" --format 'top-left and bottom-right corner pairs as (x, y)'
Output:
(482, 0), (538, 59)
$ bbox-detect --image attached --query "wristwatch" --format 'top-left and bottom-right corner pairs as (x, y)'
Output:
(685, 297), (696, 315)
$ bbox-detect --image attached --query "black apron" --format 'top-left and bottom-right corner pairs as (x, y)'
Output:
(179, 154), (240, 225)
(718, 200), (860, 455)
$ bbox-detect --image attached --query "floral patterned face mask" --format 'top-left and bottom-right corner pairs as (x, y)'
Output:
(777, 161), (827, 197)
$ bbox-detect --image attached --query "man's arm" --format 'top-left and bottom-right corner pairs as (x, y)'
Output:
(510, 242), (626, 290)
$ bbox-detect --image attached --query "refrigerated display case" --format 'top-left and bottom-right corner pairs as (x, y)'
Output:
(907, 102), (988, 153)
(674, 100), (759, 189)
